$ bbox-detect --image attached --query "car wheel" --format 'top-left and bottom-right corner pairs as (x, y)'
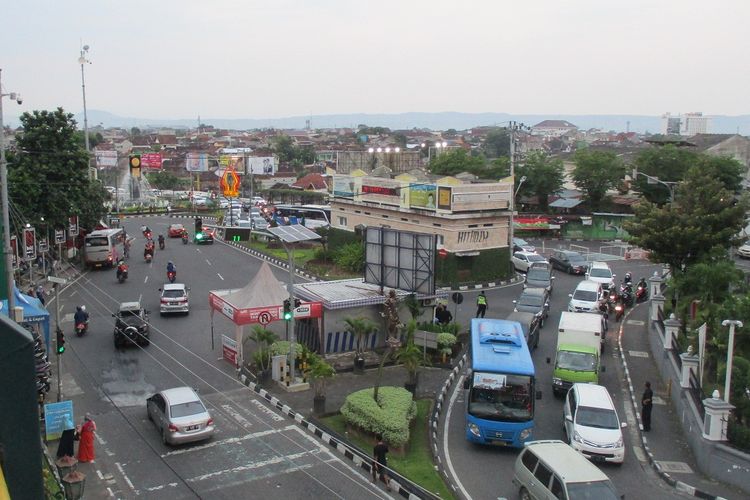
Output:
(141, 338), (150, 347)
(519, 486), (532, 500)
(160, 311), (165, 317)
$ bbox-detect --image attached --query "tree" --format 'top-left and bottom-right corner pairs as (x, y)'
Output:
(130, 127), (141, 137)
(632, 145), (697, 204)
(429, 148), (507, 179)
(146, 171), (186, 190)
(273, 134), (296, 163)
(625, 165), (749, 272)
(482, 128), (510, 158)
(343, 317), (378, 361)
(516, 151), (565, 212)
(6, 108), (106, 231)
(571, 149), (626, 211)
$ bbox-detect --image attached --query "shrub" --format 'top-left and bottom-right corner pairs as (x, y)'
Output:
(269, 341), (307, 357)
(340, 387), (417, 447)
(335, 242), (365, 272)
(728, 420), (750, 453)
(437, 332), (457, 356)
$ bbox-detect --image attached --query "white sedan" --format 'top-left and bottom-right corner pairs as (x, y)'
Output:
(511, 251), (548, 272)
(738, 244), (750, 259)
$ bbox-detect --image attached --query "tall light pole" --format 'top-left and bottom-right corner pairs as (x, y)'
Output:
(721, 319), (743, 404)
(632, 169), (677, 203)
(0, 68), (22, 311)
(78, 44), (95, 180)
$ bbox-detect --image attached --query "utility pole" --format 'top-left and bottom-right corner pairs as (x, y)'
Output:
(48, 276), (67, 402)
(508, 122), (517, 251)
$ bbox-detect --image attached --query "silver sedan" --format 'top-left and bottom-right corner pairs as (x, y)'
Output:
(147, 387), (215, 445)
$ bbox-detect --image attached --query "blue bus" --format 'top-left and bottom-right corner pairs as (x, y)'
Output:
(464, 318), (540, 447)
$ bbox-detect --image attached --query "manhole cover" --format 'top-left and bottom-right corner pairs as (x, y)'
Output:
(628, 350), (650, 358)
(627, 320), (645, 326)
(655, 461), (693, 473)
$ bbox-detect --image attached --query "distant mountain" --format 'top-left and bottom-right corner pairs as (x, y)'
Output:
(8, 110), (750, 135)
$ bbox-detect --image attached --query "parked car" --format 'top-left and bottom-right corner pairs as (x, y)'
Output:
(146, 386), (215, 445)
(513, 287), (550, 327)
(738, 243), (750, 259)
(512, 440), (621, 500)
(563, 383), (626, 464)
(511, 251), (548, 273)
(252, 216), (269, 231)
(159, 284), (190, 315)
(524, 265), (554, 294)
(585, 261), (616, 291)
(549, 249), (589, 275)
(167, 223), (186, 238)
(113, 301), (150, 349)
(513, 237), (535, 253)
(568, 280), (604, 313)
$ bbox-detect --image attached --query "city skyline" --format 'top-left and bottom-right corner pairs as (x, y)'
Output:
(2, 0), (749, 123)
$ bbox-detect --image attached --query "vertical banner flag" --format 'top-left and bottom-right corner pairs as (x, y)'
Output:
(10, 235), (18, 269)
(54, 229), (66, 244)
(23, 227), (37, 260)
(68, 216), (79, 238)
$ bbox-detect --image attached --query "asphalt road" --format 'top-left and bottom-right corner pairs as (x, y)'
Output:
(437, 254), (690, 500)
(57, 216), (389, 499)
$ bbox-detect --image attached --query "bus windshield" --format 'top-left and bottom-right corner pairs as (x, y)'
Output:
(468, 373), (533, 422)
(85, 237), (109, 247)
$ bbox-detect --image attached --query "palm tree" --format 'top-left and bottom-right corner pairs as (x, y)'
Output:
(305, 354), (336, 415)
(343, 317), (378, 372)
(395, 320), (429, 393)
(249, 325), (278, 374)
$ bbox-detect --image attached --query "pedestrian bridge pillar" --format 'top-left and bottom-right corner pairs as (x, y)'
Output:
(702, 391), (734, 441)
(680, 350), (699, 388)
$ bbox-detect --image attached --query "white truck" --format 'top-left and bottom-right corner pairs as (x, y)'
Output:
(549, 312), (606, 396)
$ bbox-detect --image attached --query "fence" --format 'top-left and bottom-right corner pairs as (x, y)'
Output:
(688, 369), (706, 421)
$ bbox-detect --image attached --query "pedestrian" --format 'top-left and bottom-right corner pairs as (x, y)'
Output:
(56, 415), (76, 459)
(27, 286), (36, 298)
(372, 433), (391, 491)
(476, 291), (487, 318)
(77, 414), (97, 463)
(641, 381), (653, 431)
(36, 285), (46, 307)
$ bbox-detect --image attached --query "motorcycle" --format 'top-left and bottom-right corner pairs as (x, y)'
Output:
(143, 229), (152, 240)
(145, 244), (155, 263)
(167, 270), (176, 283)
(619, 283), (634, 307)
(158, 236), (165, 250)
(614, 302), (625, 322)
(75, 321), (88, 337)
(636, 283), (649, 303)
(181, 232), (189, 245)
(117, 263), (129, 283)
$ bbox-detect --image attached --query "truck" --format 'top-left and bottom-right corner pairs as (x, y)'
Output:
(549, 312), (606, 396)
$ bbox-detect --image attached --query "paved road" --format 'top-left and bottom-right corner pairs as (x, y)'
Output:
(55, 216), (389, 499)
(438, 255), (691, 499)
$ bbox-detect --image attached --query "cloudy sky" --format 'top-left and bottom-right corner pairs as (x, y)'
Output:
(2, 0), (748, 122)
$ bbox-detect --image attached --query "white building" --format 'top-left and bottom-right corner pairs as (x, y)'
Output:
(660, 112), (710, 136)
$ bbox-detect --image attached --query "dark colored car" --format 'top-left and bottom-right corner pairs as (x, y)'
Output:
(525, 265), (554, 294)
(549, 249), (588, 275)
(513, 287), (550, 327)
(113, 301), (150, 348)
(506, 311), (540, 350)
(195, 228), (214, 245)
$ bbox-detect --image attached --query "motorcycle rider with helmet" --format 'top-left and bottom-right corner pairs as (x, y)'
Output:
(74, 305), (89, 335)
(166, 261), (176, 282)
(158, 234), (165, 250)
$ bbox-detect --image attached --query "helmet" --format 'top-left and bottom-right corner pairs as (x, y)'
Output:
(76, 306), (81, 312)
(80, 305), (86, 312)
(168, 261), (173, 265)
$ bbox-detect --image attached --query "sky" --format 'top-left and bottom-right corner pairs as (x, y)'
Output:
(2, 0), (749, 123)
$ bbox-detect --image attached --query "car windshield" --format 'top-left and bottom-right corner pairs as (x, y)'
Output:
(573, 290), (598, 302)
(528, 254), (546, 263)
(526, 269), (549, 281)
(567, 480), (620, 500)
(170, 400), (207, 418)
(85, 237), (108, 247)
(568, 254), (587, 265)
(589, 268), (612, 278)
(518, 294), (544, 307)
(556, 351), (597, 371)
(468, 373), (533, 422)
(576, 406), (620, 429)
(163, 290), (185, 299)
(515, 238), (529, 246)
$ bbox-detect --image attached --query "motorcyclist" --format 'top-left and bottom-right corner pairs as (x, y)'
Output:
(181, 229), (189, 242)
(637, 276), (647, 290)
(144, 240), (155, 259)
(74, 305), (89, 326)
(158, 234), (165, 249)
(123, 238), (131, 259)
(116, 259), (128, 278)
(623, 272), (633, 285)
(167, 261), (176, 274)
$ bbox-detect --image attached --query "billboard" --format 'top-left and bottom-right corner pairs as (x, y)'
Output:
(141, 153), (162, 169)
(219, 155), (245, 174)
(360, 178), (402, 206)
(333, 175), (360, 198)
(409, 183), (437, 210)
(364, 227), (435, 295)
(246, 156), (276, 175)
(94, 150), (118, 168)
(437, 186), (452, 211)
(186, 153), (209, 172)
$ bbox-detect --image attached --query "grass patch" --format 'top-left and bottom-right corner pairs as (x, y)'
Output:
(239, 239), (360, 279)
(322, 399), (455, 499)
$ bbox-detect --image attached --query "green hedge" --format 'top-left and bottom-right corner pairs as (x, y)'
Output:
(327, 227), (361, 248)
(340, 387), (417, 447)
(728, 420), (750, 453)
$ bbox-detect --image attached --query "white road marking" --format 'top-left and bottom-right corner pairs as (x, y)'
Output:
(70, 290), (77, 297)
(115, 462), (137, 495)
(138, 293), (142, 303)
(205, 259), (212, 266)
(106, 487), (115, 497)
(443, 374), (472, 500)
(144, 483), (179, 492)
(217, 273), (224, 280)
(144, 276), (148, 284)
(161, 426), (296, 457)
(187, 450), (318, 482)
(196, 248), (202, 253)
(96, 469), (105, 480)
(220, 403), (254, 430)
(250, 399), (285, 422)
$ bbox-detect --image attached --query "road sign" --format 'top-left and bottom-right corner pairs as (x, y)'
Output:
(451, 292), (464, 305)
(47, 276), (68, 285)
(438, 248), (448, 259)
(68, 216), (78, 237)
(258, 311), (272, 325)
(23, 227), (37, 260)
(38, 238), (48, 253)
(54, 229), (66, 244)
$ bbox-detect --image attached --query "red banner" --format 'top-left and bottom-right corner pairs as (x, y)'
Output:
(209, 292), (323, 326)
(141, 153), (162, 169)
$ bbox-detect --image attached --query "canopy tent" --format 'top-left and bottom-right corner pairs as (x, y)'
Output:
(1, 286), (51, 353)
(208, 261), (322, 366)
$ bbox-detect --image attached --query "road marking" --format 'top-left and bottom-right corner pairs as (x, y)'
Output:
(115, 462), (138, 495)
(138, 293), (142, 304)
(144, 276), (149, 284)
(220, 403), (254, 430)
(250, 399), (285, 422)
(70, 290), (77, 297)
(161, 426), (297, 457)
(443, 374), (472, 500)
(144, 483), (179, 492)
(187, 450), (319, 482)
(206, 259), (212, 266)
(217, 273), (224, 280)
(628, 350), (649, 358)
(655, 461), (694, 473)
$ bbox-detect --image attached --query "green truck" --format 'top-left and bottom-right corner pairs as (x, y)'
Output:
(549, 312), (606, 396)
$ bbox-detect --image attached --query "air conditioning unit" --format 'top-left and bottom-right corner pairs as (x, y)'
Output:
(421, 298), (436, 307)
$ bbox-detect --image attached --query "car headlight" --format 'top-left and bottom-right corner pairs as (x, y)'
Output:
(519, 428), (531, 441)
(552, 378), (563, 386)
(468, 423), (481, 437)
(615, 436), (623, 448)
(573, 431), (584, 443)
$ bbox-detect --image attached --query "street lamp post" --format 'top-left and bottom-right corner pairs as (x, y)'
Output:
(78, 45), (95, 180)
(632, 169), (677, 203)
(721, 319), (743, 404)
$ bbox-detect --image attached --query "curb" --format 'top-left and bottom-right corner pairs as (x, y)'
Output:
(439, 274), (524, 294)
(235, 371), (437, 499)
(617, 306), (728, 500)
(220, 239), (323, 282)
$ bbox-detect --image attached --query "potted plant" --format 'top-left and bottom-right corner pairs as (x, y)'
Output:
(395, 320), (429, 395)
(305, 354), (336, 415)
(343, 317), (378, 374)
(437, 332), (458, 364)
(250, 325), (278, 384)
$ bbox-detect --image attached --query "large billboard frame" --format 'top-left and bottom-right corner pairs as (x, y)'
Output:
(364, 227), (435, 295)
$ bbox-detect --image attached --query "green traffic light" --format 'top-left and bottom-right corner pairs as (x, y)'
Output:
(195, 232), (204, 240)
(57, 345), (65, 354)
(283, 311), (292, 321)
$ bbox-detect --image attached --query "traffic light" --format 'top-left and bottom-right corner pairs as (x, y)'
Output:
(195, 217), (202, 233)
(283, 299), (292, 321)
(56, 328), (65, 354)
(294, 298), (301, 309)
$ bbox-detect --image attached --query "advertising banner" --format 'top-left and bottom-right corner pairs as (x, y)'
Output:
(360, 178), (402, 206)
(141, 153), (162, 169)
(333, 175), (360, 199)
(186, 153), (209, 172)
(409, 183), (437, 210)
(222, 335), (238, 367)
(44, 400), (75, 441)
(219, 155), (245, 174)
(23, 227), (36, 260)
(246, 156), (276, 175)
(94, 150), (118, 168)
(437, 186), (452, 211)
(38, 238), (48, 253)
(54, 229), (66, 244)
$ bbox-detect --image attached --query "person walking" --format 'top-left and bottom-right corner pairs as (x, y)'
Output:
(77, 414), (97, 463)
(56, 415), (76, 459)
(641, 381), (653, 431)
(372, 434), (391, 491)
(36, 285), (46, 307)
(476, 291), (488, 318)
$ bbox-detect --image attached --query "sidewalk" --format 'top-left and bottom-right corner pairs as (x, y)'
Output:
(619, 304), (745, 500)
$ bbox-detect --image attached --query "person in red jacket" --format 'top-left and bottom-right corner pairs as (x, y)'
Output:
(77, 414), (97, 463)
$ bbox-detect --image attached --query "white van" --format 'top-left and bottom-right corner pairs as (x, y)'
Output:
(84, 228), (125, 269)
(563, 383), (626, 463)
(512, 440), (621, 500)
(568, 280), (603, 313)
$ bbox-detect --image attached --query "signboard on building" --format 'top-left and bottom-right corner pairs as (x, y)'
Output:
(186, 153), (209, 172)
(450, 183), (511, 211)
(360, 178), (402, 206)
(333, 175), (361, 199)
(246, 156), (276, 175)
(23, 227), (36, 260)
(94, 150), (118, 168)
(141, 153), (162, 169)
(437, 186), (452, 211)
(409, 183), (437, 210)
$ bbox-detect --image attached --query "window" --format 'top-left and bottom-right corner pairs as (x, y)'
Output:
(432, 222), (442, 227)
(338, 216), (347, 226)
(520, 450), (538, 472)
(533, 462), (553, 488)
(436, 235), (444, 245)
(550, 476), (566, 499)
